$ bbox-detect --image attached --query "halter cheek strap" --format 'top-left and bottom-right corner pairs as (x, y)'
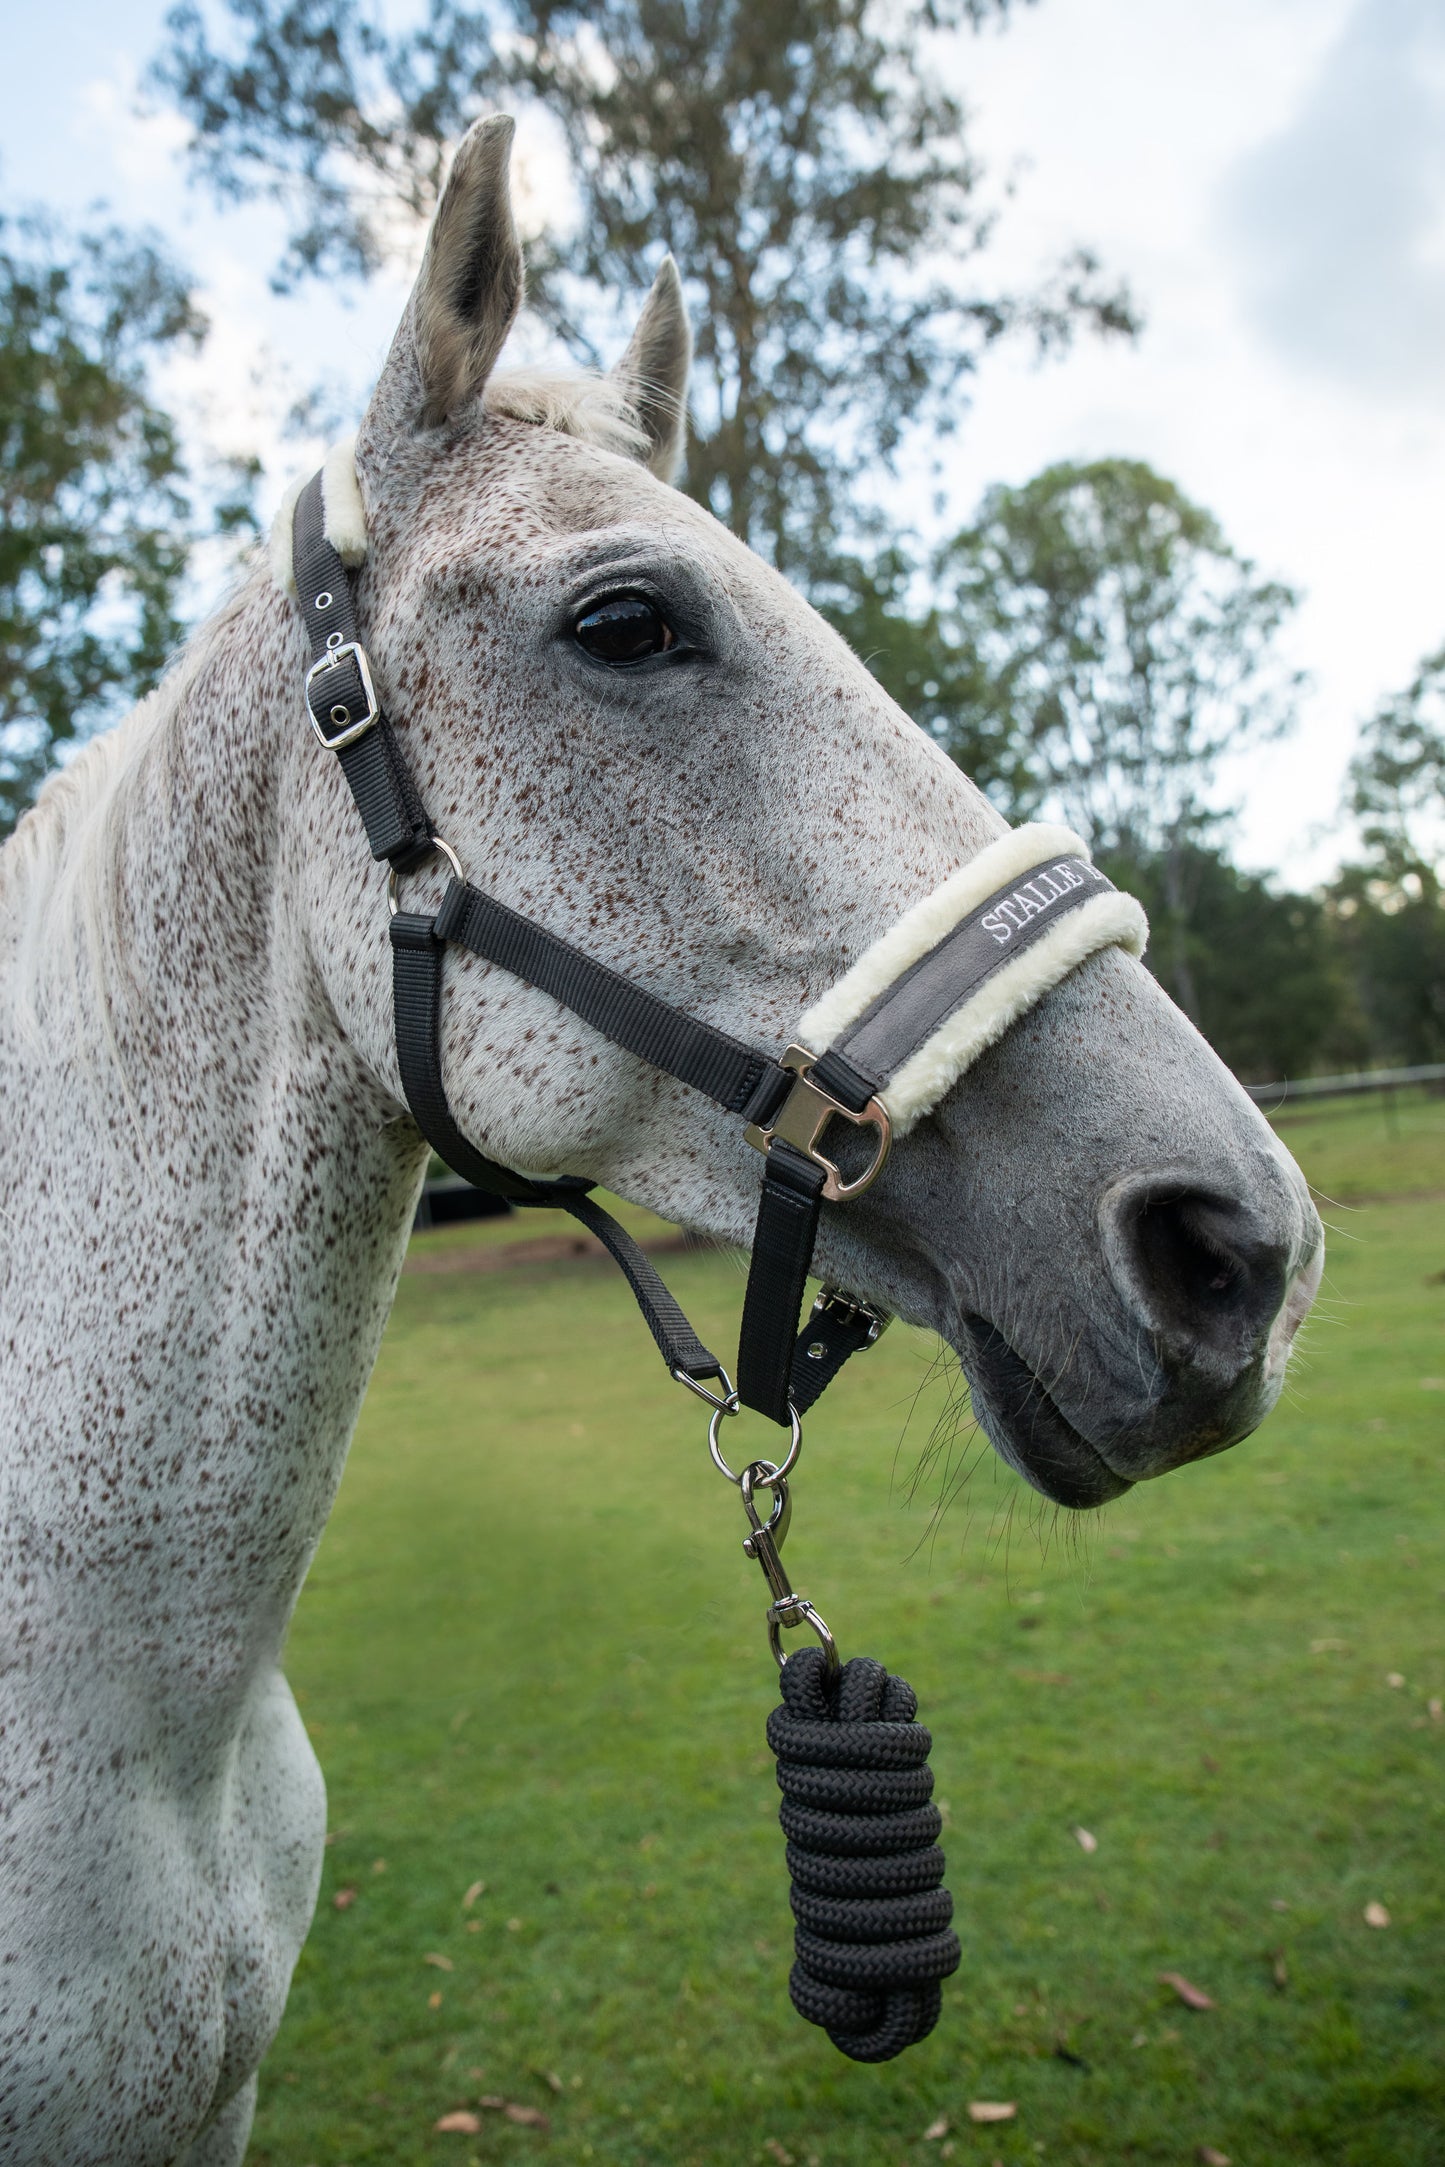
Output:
(288, 470), (1147, 1433)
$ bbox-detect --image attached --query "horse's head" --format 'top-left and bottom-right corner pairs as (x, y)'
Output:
(295, 117), (1322, 1510)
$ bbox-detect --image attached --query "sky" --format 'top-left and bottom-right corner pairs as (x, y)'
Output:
(5, 0), (1445, 882)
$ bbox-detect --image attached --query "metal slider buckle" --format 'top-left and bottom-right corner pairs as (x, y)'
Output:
(305, 641), (382, 750)
(744, 1044), (892, 1203)
(809, 1286), (892, 1345)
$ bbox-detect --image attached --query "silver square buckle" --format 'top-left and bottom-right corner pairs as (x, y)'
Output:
(305, 642), (381, 750)
(744, 1045), (892, 1203)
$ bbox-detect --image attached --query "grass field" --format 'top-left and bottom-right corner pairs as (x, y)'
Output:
(252, 1092), (1444, 2167)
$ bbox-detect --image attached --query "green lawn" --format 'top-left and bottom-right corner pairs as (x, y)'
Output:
(254, 1094), (1445, 2167)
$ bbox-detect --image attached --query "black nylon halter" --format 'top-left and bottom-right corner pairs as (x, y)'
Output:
(291, 473), (1124, 1429)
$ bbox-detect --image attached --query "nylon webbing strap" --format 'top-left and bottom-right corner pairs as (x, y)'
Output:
(293, 477), (433, 871)
(556, 1191), (724, 1383)
(391, 910), (547, 1200)
(738, 1143), (826, 1425)
(437, 878), (781, 1116)
(789, 1298), (884, 1417)
(390, 910), (725, 1383)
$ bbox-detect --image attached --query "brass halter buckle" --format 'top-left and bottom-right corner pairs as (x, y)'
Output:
(744, 1044), (892, 1203)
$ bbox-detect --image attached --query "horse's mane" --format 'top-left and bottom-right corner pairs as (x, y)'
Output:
(0, 575), (263, 1063)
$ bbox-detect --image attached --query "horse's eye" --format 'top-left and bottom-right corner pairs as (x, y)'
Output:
(574, 595), (676, 664)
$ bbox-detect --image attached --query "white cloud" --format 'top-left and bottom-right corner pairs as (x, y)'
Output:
(76, 60), (190, 194)
(1222, 0), (1445, 405)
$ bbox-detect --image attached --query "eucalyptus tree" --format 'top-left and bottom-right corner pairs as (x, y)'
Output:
(933, 457), (1304, 1016)
(1325, 643), (1445, 1066)
(1348, 641), (1445, 894)
(0, 218), (227, 832)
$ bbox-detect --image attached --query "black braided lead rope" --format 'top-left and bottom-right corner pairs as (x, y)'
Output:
(767, 1648), (961, 2062)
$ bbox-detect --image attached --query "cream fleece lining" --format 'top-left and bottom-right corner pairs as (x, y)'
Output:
(798, 823), (1149, 1138)
(268, 435), (366, 599)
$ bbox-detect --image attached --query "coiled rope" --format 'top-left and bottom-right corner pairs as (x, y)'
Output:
(767, 1647), (960, 2062)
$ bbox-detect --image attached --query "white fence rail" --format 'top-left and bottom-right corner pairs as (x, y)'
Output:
(1246, 1062), (1445, 1106)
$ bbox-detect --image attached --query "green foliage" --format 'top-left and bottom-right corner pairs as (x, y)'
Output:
(152, 0), (1137, 577)
(814, 548), (1038, 812)
(250, 1100), (1445, 2163)
(1348, 642), (1445, 894)
(0, 216), (208, 831)
(1321, 641), (1445, 1069)
(1100, 843), (1359, 1083)
(934, 458), (1304, 861)
(1326, 876), (1445, 1069)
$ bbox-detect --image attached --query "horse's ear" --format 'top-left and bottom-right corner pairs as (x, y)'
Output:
(362, 114), (524, 447)
(609, 257), (692, 482)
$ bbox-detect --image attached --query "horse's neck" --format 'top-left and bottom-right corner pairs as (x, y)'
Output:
(0, 575), (425, 1720)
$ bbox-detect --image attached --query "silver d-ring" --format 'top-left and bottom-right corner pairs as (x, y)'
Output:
(708, 1400), (802, 1486)
(672, 1365), (737, 1416)
(387, 835), (465, 917)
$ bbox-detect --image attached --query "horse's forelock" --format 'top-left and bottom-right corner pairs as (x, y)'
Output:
(481, 367), (650, 464)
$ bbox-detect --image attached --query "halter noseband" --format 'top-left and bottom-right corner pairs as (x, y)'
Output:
(288, 468), (1146, 1440)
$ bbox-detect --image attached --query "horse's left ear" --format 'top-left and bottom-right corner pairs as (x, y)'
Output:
(361, 113), (524, 451)
(610, 257), (692, 482)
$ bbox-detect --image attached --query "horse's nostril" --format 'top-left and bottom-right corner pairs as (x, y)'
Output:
(1139, 1197), (1245, 1308)
(1101, 1176), (1291, 1375)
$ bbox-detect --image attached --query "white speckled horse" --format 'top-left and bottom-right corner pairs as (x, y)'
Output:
(0, 119), (1323, 2164)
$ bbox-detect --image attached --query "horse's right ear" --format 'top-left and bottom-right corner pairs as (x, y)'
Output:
(360, 114), (524, 451)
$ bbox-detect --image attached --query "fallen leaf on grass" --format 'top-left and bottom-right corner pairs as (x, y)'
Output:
(536, 2070), (564, 2094)
(1387, 1672), (1405, 1689)
(1072, 1826), (1098, 1854)
(332, 1887), (357, 1910)
(764, 2141), (794, 2164)
(1269, 1948), (1289, 1990)
(1429, 1699), (1443, 1722)
(1159, 1971), (1216, 2010)
(923, 2116), (949, 2139)
(504, 2103), (551, 2129)
(462, 1879), (486, 1908)
(1364, 1901), (1391, 1928)
(424, 1953), (454, 1972)
(427, 1991), (443, 2010)
(434, 2110), (481, 2134)
(967, 2102), (1017, 2124)
(1196, 2148), (1231, 2166)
